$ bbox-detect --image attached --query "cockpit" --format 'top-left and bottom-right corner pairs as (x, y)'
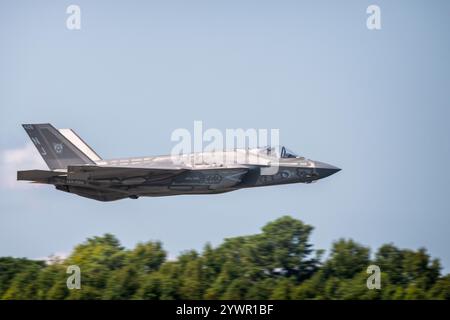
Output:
(280, 146), (298, 158)
(257, 146), (301, 159)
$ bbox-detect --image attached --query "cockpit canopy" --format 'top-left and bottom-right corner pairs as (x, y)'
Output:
(257, 146), (301, 159)
(280, 146), (298, 158)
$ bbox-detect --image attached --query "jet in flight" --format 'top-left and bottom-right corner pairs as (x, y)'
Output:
(17, 123), (341, 201)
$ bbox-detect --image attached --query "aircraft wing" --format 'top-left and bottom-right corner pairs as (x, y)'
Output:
(18, 165), (252, 200)
(67, 165), (188, 185)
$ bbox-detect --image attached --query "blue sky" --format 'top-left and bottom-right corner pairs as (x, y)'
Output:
(1, 1), (449, 272)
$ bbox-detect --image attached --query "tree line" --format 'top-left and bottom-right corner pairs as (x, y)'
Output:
(1, 216), (449, 299)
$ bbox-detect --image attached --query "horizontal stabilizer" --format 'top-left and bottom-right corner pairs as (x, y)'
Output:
(17, 170), (66, 181)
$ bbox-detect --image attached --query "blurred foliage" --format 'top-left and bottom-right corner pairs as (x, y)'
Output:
(0, 216), (448, 300)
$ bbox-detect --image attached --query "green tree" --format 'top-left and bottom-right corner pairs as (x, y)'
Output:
(255, 216), (319, 280)
(428, 275), (450, 299)
(2, 262), (45, 299)
(103, 266), (140, 299)
(323, 239), (370, 279)
(35, 261), (68, 299)
(204, 261), (238, 299)
(0, 216), (449, 300)
(127, 241), (166, 274)
(0, 257), (45, 298)
(401, 248), (440, 291)
(375, 244), (405, 285)
(292, 271), (326, 299)
(178, 251), (204, 299)
(65, 234), (126, 299)
(269, 277), (296, 299)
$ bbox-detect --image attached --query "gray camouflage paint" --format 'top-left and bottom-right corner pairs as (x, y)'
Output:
(18, 124), (340, 201)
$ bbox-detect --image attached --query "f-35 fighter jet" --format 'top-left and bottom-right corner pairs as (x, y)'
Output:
(17, 124), (341, 201)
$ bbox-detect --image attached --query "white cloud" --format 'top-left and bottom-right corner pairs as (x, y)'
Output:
(35, 251), (70, 265)
(0, 142), (47, 189)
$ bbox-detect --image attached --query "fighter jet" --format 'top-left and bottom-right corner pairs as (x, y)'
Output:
(17, 123), (341, 201)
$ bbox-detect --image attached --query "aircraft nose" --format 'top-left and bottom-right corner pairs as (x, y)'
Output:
(314, 161), (341, 179)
